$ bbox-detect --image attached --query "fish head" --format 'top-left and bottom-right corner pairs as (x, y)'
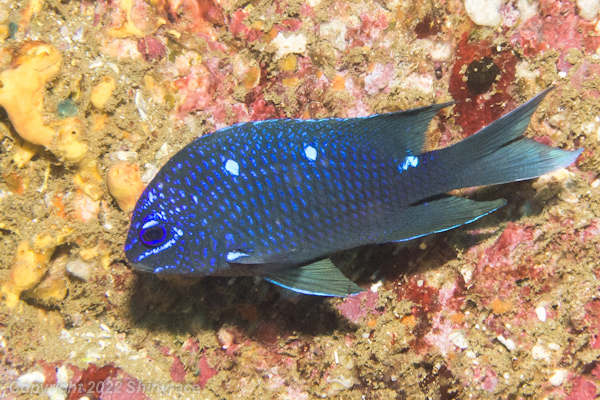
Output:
(124, 165), (221, 276)
(124, 180), (187, 274)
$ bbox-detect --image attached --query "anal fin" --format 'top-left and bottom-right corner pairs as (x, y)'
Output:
(387, 196), (507, 242)
(263, 259), (364, 297)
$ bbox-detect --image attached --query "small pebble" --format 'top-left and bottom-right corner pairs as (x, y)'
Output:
(319, 20), (347, 51)
(549, 369), (568, 386)
(464, 0), (502, 26)
(577, 0), (600, 21)
(16, 371), (45, 389)
(272, 32), (307, 60)
(517, 0), (538, 21)
(497, 335), (516, 351)
(66, 259), (94, 281)
(135, 90), (148, 121)
(155, 143), (169, 160)
(57, 99), (78, 119)
(449, 330), (468, 349)
(86, 350), (101, 360)
(535, 306), (547, 322)
(548, 342), (561, 351)
(370, 281), (383, 293)
(532, 343), (550, 361)
(73, 26), (84, 42)
(8, 22), (18, 39)
(108, 151), (138, 162)
(141, 163), (159, 183)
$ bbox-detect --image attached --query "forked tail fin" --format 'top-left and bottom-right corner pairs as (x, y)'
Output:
(438, 88), (582, 189)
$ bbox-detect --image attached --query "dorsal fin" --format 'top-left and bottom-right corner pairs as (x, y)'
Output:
(334, 102), (454, 155)
(230, 101), (453, 156)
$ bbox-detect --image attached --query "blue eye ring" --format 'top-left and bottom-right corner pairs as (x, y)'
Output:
(140, 221), (168, 247)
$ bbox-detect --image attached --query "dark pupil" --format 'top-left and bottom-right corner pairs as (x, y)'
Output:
(141, 226), (166, 246)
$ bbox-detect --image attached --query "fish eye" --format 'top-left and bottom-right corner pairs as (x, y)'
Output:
(139, 220), (168, 247)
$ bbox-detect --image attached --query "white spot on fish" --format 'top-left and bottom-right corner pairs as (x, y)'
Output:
(225, 159), (240, 176)
(142, 220), (159, 229)
(399, 155), (419, 172)
(226, 251), (249, 262)
(304, 145), (317, 161)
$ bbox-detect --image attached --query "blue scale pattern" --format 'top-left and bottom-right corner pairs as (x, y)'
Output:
(126, 116), (451, 276)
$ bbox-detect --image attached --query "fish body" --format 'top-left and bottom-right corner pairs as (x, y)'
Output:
(125, 89), (581, 296)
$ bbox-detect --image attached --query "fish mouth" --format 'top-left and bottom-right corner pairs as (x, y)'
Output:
(123, 247), (154, 273)
(128, 260), (153, 273)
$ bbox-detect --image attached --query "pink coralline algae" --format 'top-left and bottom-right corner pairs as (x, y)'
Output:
(335, 290), (381, 324)
(197, 354), (217, 389)
(510, 0), (600, 57)
(584, 300), (600, 350)
(364, 63), (395, 95)
(163, 0), (224, 38)
(565, 376), (598, 400)
(64, 364), (149, 400)
(173, 64), (216, 114)
(424, 279), (466, 354)
(100, 371), (149, 400)
(137, 37), (165, 61)
(470, 368), (499, 393)
(468, 221), (539, 303)
(277, 19), (303, 33)
(347, 13), (389, 48)
(229, 9), (252, 40)
(169, 356), (186, 383)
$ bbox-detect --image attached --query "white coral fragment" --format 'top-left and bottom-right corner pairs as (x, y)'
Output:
(320, 20), (347, 51)
(577, 0), (600, 21)
(464, 0), (502, 26)
(272, 33), (307, 60)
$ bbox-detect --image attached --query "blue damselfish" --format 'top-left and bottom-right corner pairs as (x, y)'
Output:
(125, 89), (581, 296)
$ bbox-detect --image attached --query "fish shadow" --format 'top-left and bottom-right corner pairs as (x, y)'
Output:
(125, 271), (353, 341)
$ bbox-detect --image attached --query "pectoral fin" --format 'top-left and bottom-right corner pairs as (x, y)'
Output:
(263, 258), (364, 297)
